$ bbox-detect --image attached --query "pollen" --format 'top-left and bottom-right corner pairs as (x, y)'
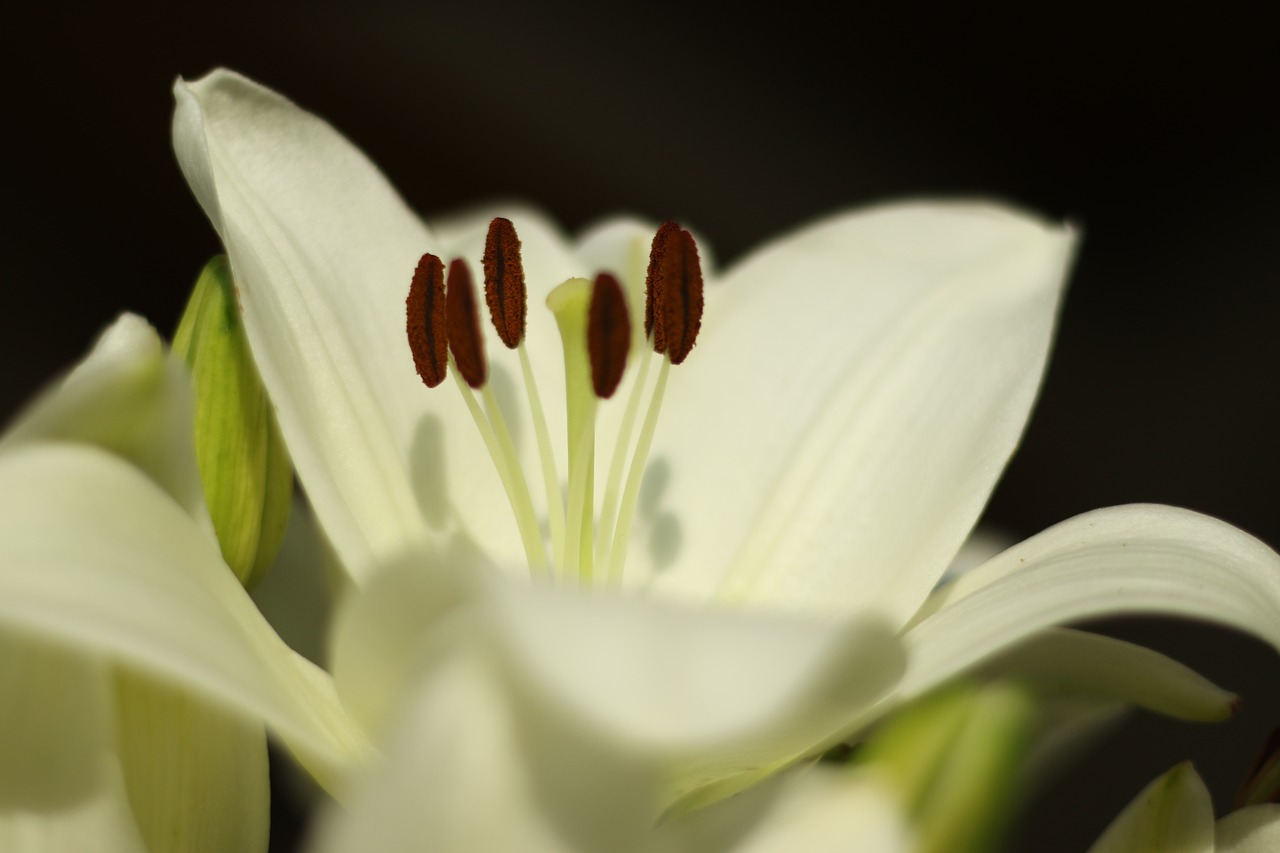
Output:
(445, 258), (488, 389)
(588, 273), (631, 399)
(483, 217), (527, 349)
(645, 221), (703, 365)
(406, 252), (448, 388)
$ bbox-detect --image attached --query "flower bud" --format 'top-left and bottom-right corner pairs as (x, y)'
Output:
(172, 256), (291, 588)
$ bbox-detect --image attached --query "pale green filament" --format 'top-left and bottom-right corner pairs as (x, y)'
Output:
(518, 342), (565, 570)
(450, 366), (548, 577)
(595, 346), (654, 571)
(607, 356), (670, 586)
(547, 278), (598, 583)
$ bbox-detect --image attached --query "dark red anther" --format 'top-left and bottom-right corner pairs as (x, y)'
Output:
(407, 252), (448, 388)
(644, 221), (679, 354)
(588, 273), (631, 399)
(446, 259), (488, 389)
(483, 217), (527, 349)
(645, 221), (703, 365)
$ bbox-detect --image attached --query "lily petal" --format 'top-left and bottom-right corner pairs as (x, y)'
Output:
(976, 628), (1240, 721)
(899, 505), (1280, 707)
(649, 201), (1075, 624)
(0, 442), (370, 792)
(332, 558), (905, 808)
(311, 647), (656, 853)
(0, 639), (145, 853)
(1217, 805), (1280, 852)
(1, 313), (207, 527)
(173, 69), (443, 581)
(668, 768), (910, 853)
(112, 669), (268, 853)
(173, 71), (617, 580)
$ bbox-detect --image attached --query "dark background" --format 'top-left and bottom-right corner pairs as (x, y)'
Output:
(3, 3), (1277, 849)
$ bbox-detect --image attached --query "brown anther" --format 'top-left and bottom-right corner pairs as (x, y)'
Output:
(588, 273), (631, 399)
(645, 221), (704, 365)
(483, 217), (527, 349)
(406, 252), (448, 388)
(445, 258), (488, 389)
(644, 220), (680, 354)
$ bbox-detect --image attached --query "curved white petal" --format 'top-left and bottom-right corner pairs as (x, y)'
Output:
(648, 201), (1075, 623)
(1217, 805), (1280, 852)
(0, 639), (146, 853)
(655, 768), (909, 853)
(899, 505), (1280, 705)
(0, 761), (146, 853)
(311, 648), (655, 853)
(575, 216), (657, 346)
(1086, 763), (1214, 853)
(0, 443), (370, 792)
(1, 314), (208, 527)
(333, 559), (905, 808)
(112, 670), (268, 853)
(492, 584), (904, 758)
(976, 628), (1240, 721)
(173, 69), (450, 581)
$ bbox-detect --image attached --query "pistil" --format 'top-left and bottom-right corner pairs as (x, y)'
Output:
(547, 277), (598, 582)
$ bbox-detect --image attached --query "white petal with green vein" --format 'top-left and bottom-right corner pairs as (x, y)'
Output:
(113, 669), (268, 853)
(975, 627), (1239, 721)
(0, 443), (370, 793)
(650, 202), (1075, 622)
(901, 505), (1280, 705)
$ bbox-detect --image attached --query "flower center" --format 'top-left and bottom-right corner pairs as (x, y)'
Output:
(405, 218), (704, 587)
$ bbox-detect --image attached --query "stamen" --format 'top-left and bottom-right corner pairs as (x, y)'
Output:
(594, 340), (653, 571)
(406, 252), (448, 388)
(445, 259), (488, 388)
(644, 221), (680, 353)
(588, 273), (631, 399)
(605, 222), (703, 582)
(483, 217), (527, 349)
(647, 223), (704, 365)
(449, 366), (548, 577)
(483, 217), (565, 568)
(607, 357), (671, 585)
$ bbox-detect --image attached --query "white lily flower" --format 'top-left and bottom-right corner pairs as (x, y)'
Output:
(165, 68), (1280, 818)
(4, 64), (1280, 851)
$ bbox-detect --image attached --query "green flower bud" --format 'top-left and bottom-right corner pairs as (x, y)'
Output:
(173, 256), (291, 588)
(855, 682), (1035, 853)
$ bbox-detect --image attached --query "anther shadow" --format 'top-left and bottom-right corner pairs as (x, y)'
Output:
(408, 412), (502, 569)
(489, 364), (523, 452)
(409, 413), (450, 531)
(636, 456), (682, 573)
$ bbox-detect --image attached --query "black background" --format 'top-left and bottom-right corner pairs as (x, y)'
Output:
(2, 3), (1277, 849)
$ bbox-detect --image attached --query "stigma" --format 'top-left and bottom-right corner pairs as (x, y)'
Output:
(405, 217), (704, 586)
